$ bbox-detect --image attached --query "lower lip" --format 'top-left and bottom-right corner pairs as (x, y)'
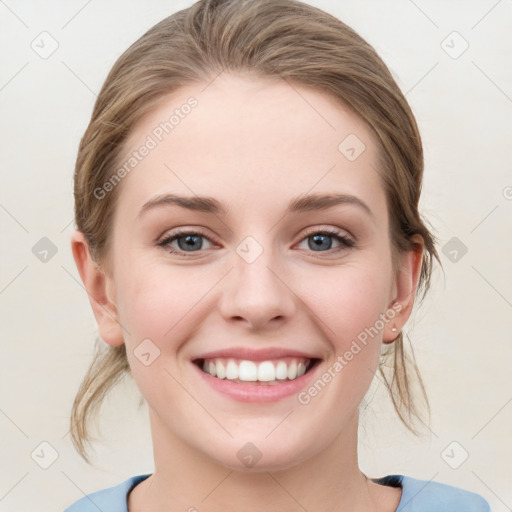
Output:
(192, 361), (321, 403)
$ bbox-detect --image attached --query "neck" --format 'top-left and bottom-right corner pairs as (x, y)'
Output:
(129, 407), (387, 512)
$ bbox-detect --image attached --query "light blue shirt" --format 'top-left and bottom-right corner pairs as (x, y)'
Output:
(63, 473), (491, 511)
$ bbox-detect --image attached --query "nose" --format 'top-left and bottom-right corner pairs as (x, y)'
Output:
(218, 246), (296, 331)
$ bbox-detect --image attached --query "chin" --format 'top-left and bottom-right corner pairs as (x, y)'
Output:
(206, 438), (315, 474)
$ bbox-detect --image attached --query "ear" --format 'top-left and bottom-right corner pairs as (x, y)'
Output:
(70, 229), (124, 347)
(383, 234), (424, 344)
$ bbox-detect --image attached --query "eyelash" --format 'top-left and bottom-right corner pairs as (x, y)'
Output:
(157, 227), (355, 258)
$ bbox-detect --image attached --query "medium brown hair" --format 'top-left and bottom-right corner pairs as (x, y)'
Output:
(71, 0), (441, 463)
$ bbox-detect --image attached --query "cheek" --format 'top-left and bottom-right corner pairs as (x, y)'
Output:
(115, 260), (220, 386)
(117, 267), (204, 408)
(114, 243), (207, 334)
(296, 262), (391, 401)
(299, 262), (391, 342)
(295, 269), (388, 412)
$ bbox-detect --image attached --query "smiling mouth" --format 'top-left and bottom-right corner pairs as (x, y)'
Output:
(193, 357), (320, 385)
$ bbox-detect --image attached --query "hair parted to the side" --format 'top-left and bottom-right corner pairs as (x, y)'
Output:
(71, 0), (441, 463)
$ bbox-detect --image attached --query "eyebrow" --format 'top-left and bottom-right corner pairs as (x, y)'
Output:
(137, 192), (374, 220)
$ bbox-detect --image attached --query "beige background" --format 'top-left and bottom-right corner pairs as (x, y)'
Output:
(1, 0), (511, 510)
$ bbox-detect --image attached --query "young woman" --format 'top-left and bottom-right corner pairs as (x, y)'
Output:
(64, 0), (490, 510)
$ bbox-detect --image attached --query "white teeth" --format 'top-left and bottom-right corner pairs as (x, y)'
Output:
(258, 361), (275, 381)
(226, 359), (238, 380)
(275, 361), (288, 379)
(216, 359), (226, 379)
(199, 357), (313, 383)
(239, 360), (258, 381)
(287, 360), (297, 380)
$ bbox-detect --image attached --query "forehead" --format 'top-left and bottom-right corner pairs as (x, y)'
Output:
(114, 73), (386, 224)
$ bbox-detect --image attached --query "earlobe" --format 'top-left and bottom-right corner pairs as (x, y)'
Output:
(70, 229), (125, 347)
(383, 235), (424, 343)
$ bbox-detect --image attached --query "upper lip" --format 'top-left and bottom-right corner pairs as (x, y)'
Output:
(192, 346), (321, 362)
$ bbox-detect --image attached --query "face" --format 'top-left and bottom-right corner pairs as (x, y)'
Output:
(77, 73), (418, 472)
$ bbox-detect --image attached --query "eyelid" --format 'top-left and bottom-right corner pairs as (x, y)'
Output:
(158, 225), (355, 258)
(158, 226), (352, 244)
(158, 226), (215, 244)
(299, 225), (353, 242)
(295, 226), (355, 254)
(157, 227), (220, 251)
